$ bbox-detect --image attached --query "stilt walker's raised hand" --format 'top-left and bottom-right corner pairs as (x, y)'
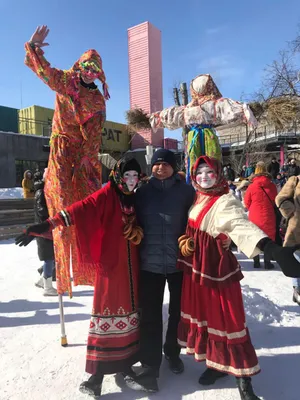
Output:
(29, 25), (50, 48)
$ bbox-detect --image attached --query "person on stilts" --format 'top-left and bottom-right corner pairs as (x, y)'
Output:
(24, 25), (110, 297)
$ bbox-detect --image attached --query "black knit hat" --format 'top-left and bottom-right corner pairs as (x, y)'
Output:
(151, 149), (177, 171)
(120, 158), (141, 175)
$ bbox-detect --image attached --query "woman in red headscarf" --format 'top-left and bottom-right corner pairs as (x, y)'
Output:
(24, 25), (110, 296)
(177, 155), (300, 400)
(16, 157), (143, 398)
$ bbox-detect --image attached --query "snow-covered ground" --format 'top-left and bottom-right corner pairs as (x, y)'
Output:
(1, 240), (299, 400)
(0, 187), (23, 199)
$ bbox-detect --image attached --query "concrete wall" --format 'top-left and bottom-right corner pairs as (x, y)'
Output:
(0, 131), (49, 188)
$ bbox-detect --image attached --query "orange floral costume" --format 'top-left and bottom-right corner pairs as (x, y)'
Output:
(25, 43), (110, 296)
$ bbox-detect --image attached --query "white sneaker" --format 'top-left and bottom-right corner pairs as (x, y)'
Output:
(35, 276), (44, 289)
(43, 277), (57, 296)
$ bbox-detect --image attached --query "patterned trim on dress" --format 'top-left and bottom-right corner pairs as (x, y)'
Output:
(60, 210), (72, 227)
(87, 346), (139, 361)
(206, 359), (261, 377)
(180, 312), (247, 339)
(89, 311), (140, 336)
(178, 259), (241, 282)
(178, 342), (260, 375)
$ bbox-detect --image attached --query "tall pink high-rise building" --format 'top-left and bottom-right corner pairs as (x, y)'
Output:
(128, 22), (164, 149)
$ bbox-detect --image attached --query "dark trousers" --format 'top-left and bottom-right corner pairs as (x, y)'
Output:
(253, 253), (271, 266)
(139, 270), (183, 376)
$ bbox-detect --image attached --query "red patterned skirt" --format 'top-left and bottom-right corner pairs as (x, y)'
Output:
(178, 231), (260, 377)
(86, 240), (140, 375)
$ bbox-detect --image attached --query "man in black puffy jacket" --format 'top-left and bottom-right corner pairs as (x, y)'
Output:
(129, 149), (195, 393)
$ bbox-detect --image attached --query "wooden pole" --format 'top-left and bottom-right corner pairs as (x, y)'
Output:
(180, 83), (189, 173)
(180, 83), (188, 106)
(173, 88), (181, 106)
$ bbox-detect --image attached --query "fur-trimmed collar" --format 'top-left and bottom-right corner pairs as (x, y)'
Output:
(251, 172), (272, 181)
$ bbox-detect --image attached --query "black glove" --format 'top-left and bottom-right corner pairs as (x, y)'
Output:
(263, 241), (300, 278)
(26, 221), (51, 235)
(15, 221), (51, 247)
(15, 233), (35, 247)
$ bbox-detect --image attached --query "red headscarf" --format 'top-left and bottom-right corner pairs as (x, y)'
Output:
(191, 156), (229, 196)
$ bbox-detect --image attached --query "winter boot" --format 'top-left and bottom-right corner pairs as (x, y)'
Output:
(264, 260), (274, 270)
(236, 377), (260, 400)
(198, 368), (228, 385)
(165, 355), (184, 374)
(124, 366), (159, 393)
(292, 287), (300, 306)
(43, 277), (57, 296)
(121, 366), (137, 380)
(79, 374), (103, 398)
(253, 256), (261, 269)
(35, 275), (44, 289)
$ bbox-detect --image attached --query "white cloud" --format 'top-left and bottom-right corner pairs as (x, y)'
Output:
(198, 55), (245, 81)
(205, 26), (227, 35)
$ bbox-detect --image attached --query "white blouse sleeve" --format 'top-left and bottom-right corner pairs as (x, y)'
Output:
(149, 99), (257, 131)
(212, 194), (267, 258)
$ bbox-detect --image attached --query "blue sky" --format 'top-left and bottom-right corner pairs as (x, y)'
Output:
(0, 0), (299, 139)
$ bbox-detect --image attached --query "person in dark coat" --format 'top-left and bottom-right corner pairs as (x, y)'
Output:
(267, 157), (280, 180)
(128, 149), (196, 392)
(240, 165), (247, 178)
(224, 163), (235, 181)
(287, 159), (300, 178)
(33, 170), (57, 296)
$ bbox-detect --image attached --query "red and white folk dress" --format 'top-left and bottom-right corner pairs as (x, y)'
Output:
(50, 182), (140, 375)
(178, 193), (266, 377)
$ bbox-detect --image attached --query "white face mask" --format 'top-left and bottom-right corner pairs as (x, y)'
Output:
(123, 170), (139, 192)
(196, 164), (217, 189)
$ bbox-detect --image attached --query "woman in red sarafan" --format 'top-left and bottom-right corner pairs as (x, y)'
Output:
(177, 156), (267, 400)
(24, 25), (110, 296)
(16, 158), (142, 398)
(177, 156), (300, 399)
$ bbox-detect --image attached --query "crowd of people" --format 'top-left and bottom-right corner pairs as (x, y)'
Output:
(224, 157), (300, 307)
(16, 149), (300, 400)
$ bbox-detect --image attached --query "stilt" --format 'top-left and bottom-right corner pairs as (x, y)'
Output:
(58, 294), (68, 347)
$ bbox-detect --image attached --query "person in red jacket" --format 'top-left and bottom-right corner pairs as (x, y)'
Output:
(244, 161), (278, 269)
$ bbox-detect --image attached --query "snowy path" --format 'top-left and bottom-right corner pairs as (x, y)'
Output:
(1, 240), (299, 400)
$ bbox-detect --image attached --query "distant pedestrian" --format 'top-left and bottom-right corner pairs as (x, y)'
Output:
(240, 165), (247, 178)
(33, 170), (57, 296)
(22, 170), (34, 199)
(276, 175), (300, 306)
(274, 173), (286, 193)
(245, 164), (255, 178)
(224, 163), (235, 181)
(267, 157), (280, 180)
(287, 159), (300, 178)
(244, 161), (277, 269)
